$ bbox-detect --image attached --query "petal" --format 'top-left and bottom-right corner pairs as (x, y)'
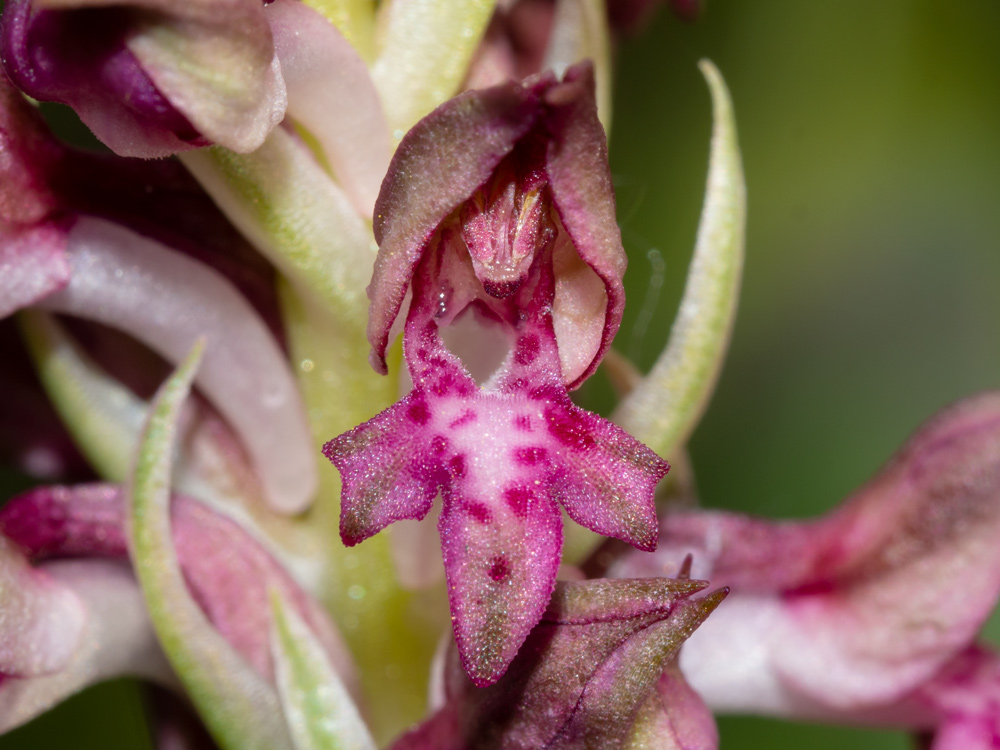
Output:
(0, 559), (172, 733)
(773, 391), (1000, 707)
(49, 152), (285, 343)
(0, 223), (69, 319)
(0, 536), (85, 677)
(543, 61), (626, 387)
(440, 477), (563, 687)
(39, 216), (316, 514)
(268, 0), (390, 218)
(547, 395), (664, 551)
(323, 392), (441, 546)
(0, 74), (60, 226)
(618, 391), (1000, 716)
(0, 483), (128, 560)
(123, 0), (286, 153)
(613, 60), (746, 459)
(0, 0), (202, 157)
(367, 79), (543, 373)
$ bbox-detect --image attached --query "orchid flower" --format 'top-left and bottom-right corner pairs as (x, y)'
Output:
(609, 391), (1000, 747)
(326, 63), (667, 687)
(1, 1), (998, 749)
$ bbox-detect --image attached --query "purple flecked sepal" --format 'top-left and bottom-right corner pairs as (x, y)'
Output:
(391, 578), (725, 749)
(368, 62), (625, 388)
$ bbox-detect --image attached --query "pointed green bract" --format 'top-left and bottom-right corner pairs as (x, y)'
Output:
(613, 60), (746, 459)
(19, 310), (145, 483)
(371, 0), (496, 142)
(270, 589), (377, 750)
(127, 340), (294, 750)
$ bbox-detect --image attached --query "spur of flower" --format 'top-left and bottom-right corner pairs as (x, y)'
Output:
(325, 62), (668, 687)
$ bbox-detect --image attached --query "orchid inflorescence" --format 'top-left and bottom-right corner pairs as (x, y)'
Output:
(1, 1), (999, 749)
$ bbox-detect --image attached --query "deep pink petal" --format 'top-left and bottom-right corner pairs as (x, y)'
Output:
(323, 392), (441, 545)
(440, 479), (563, 687)
(0, 73), (60, 226)
(547, 397), (662, 551)
(1, 0), (284, 156)
(0, 0), (204, 157)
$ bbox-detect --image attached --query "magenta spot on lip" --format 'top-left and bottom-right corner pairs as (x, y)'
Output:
(483, 278), (523, 299)
(507, 377), (530, 393)
(488, 555), (511, 581)
(466, 501), (492, 524)
(514, 446), (546, 465)
(449, 454), (466, 478)
(431, 435), (449, 455)
(513, 414), (533, 432)
(504, 485), (532, 518)
(432, 374), (455, 396)
(529, 383), (561, 401)
(450, 410), (477, 429)
(513, 335), (540, 366)
(545, 406), (595, 449)
(407, 399), (431, 425)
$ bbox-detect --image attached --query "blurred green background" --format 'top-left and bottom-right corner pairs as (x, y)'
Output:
(4, 0), (1000, 747)
(609, 1), (1000, 747)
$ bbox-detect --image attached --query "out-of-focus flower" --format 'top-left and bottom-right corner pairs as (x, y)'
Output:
(611, 392), (1000, 747)
(0, 482), (354, 737)
(0, 0), (286, 156)
(607, 0), (702, 34)
(0, 71), (316, 515)
(326, 63), (668, 687)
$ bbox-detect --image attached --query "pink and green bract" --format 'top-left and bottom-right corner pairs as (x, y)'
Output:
(324, 63), (668, 687)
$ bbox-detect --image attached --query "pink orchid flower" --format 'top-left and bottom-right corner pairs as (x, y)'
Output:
(326, 64), (668, 687)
